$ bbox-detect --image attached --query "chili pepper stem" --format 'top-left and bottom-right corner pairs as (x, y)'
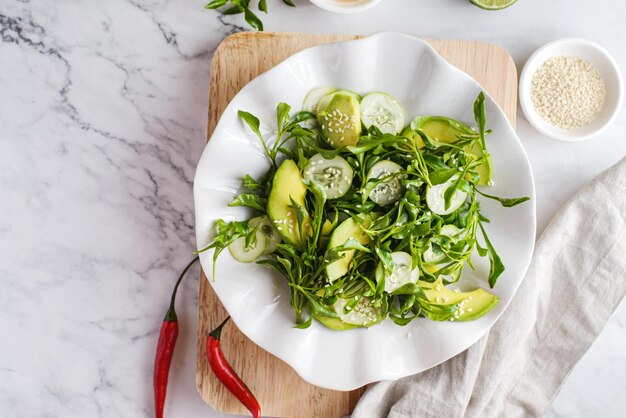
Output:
(164, 255), (199, 322)
(209, 316), (231, 339)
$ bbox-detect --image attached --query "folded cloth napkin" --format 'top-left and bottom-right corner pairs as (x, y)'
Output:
(352, 156), (626, 418)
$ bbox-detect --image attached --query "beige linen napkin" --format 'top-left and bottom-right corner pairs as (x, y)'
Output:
(352, 156), (626, 418)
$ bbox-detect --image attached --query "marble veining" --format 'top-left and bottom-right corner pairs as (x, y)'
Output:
(0, 1), (625, 417)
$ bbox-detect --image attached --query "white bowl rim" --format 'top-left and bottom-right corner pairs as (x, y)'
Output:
(195, 32), (537, 391)
(519, 37), (624, 142)
(308, 0), (382, 14)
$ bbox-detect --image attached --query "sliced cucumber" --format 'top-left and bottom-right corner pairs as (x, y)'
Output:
(303, 154), (354, 199)
(249, 216), (281, 255)
(375, 251), (418, 293)
(228, 228), (267, 263)
(367, 160), (405, 206)
(440, 224), (462, 238)
(302, 87), (335, 114)
(426, 176), (468, 215)
(424, 224), (464, 263)
(360, 92), (405, 134)
(333, 296), (384, 327)
(423, 244), (445, 264)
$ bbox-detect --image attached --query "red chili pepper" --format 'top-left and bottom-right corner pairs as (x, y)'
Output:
(153, 256), (199, 418)
(207, 317), (262, 418)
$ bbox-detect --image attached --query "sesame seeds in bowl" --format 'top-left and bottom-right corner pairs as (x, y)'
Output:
(519, 38), (623, 142)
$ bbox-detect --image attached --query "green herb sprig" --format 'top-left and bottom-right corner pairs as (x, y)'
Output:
(206, 0), (295, 31)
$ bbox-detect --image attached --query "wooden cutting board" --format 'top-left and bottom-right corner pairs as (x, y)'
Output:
(196, 32), (517, 418)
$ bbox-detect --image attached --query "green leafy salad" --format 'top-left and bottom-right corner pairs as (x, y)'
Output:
(198, 88), (529, 330)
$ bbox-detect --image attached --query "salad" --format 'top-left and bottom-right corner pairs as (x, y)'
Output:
(199, 88), (529, 330)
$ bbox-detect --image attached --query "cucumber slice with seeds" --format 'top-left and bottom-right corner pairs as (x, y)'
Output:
(375, 251), (418, 293)
(333, 296), (384, 327)
(424, 224), (464, 264)
(360, 92), (405, 134)
(303, 154), (353, 199)
(423, 244), (446, 264)
(228, 228), (267, 263)
(249, 216), (281, 255)
(302, 87), (335, 114)
(426, 176), (468, 215)
(366, 160), (405, 206)
(440, 224), (462, 238)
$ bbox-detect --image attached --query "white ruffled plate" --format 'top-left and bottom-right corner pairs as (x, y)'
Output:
(194, 33), (536, 391)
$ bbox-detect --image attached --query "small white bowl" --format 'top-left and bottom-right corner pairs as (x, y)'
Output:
(519, 38), (623, 142)
(308, 0), (382, 14)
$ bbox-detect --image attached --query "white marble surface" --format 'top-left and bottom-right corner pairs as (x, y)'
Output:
(0, 1), (625, 417)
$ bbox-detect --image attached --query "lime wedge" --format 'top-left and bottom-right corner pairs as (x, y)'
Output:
(470, 0), (517, 10)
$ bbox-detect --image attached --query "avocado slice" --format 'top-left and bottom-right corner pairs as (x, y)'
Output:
(401, 126), (426, 149)
(321, 219), (333, 236)
(267, 159), (311, 249)
(314, 296), (386, 330)
(317, 93), (362, 149)
(409, 117), (493, 186)
(326, 214), (374, 281)
(419, 279), (499, 321)
(313, 314), (359, 331)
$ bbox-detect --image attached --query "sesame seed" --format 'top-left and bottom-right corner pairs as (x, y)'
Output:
(531, 55), (606, 129)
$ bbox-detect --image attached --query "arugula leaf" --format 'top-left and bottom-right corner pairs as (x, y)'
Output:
(474, 187), (531, 207)
(479, 222), (505, 288)
(443, 175), (468, 210)
(294, 315), (313, 329)
(196, 219), (252, 279)
(289, 196), (307, 246)
(276, 102), (291, 134)
(242, 174), (264, 192)
(430, 168), (459, 185)
(390, 283), (424, 296)
(325, 239), (371, 262)
(375, 247), (394, 272)
(474, 92), (486, 141)
(228, 193), (267, 212)
(292, 285), (339, 318)
(238, 110), (271, 159)
(302, 179), (327, 248)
